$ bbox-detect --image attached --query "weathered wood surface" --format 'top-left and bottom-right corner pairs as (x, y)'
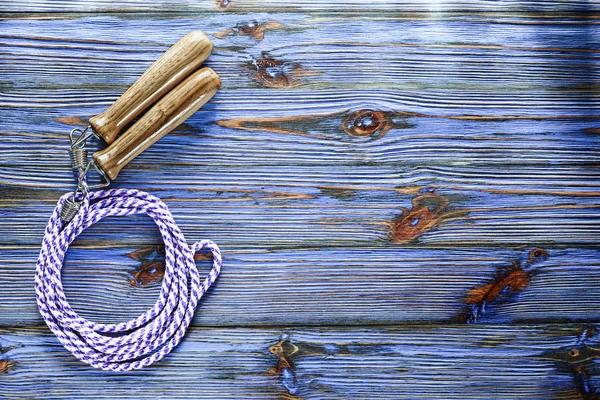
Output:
(1, 324), (600, 399)
(1, 171), (599, 248)
(1, 247), (600, 327)
(1, 0), (600, 12)
(0, 3), (599, 399)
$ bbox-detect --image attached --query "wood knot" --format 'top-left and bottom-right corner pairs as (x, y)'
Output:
(390, 193), (451, 243)
(216, 0), (231, 10)
(459, 248), (544, 323)
(127, 246), (211, 287)
(252, 57), (319, 88)
(269, 338), (298, 367)
(343, 110), (393, 139)
(214, 21), (285, 40)
(569, 348), (581, 358)
(577, 325), (595, 341)
(127, 246), (166, 287)
(55, 116), (87, 126)
(528, 248), (548, 263)
(0, 359), (16, 374)
(253, 58), (294, 88)
(268, 334), (299, 395)
(132, 261), (165, 287)
(543, 326), (600, 399)
(465, 261), (530, 306)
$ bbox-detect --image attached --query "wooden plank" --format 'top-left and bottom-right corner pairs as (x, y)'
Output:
(1, 247), (599, 327)
(0, 324), (598, 399)
(2, 13), (600, 92)
(2, 13), (600, 96)
(2, 89), (598, 117)
(1, 164), (599, 248)
(2, 0), (600, 13)
(2, 114), (600, 167)
(0, 6), (597, 317)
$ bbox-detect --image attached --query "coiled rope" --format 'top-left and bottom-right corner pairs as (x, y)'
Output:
(35, 188), (222, 371)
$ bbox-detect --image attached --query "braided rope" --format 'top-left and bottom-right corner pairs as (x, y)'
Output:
(35, 188), (222, 371)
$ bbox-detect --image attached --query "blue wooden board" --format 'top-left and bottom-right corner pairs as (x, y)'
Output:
(1, 324), (599, 399)
(0, 2), (599, 399)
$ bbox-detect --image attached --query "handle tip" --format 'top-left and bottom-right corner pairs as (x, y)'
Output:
(188, 30), (212, 44)
(203, 67), (222, 89)
(186, 30), (213, 55)
(89, 113), (115, 143)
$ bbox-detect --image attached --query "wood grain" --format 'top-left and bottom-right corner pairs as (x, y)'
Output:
(0, 324), (598, 399)
(2, 0), (600, 12)
(0, 3), (598, 398)
(1, 247), (599, 327)
(0, 166), (598, 248)
(2, 116), (600, 170)
(2, 14), (600, 93)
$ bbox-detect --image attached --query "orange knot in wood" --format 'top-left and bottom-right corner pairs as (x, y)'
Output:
(268, 334), (299, 395)
(254, 57), (296, 88)
(343, 109), (393, 139)
(127, 246), (212, 287)
(217, 0), (231, 10)
(528, 248), (549, 264)
(459, 248), (543, 323)
(0, 359), (16, 374)
(127, 246), (166, 287)
(465, 261), (530, 306)
(390, 193), (451, 243)
(214, 21), (285, 40)
(131, 261), (165, 287)
(237, 21), (262, 37)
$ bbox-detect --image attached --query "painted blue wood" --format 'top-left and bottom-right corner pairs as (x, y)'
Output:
(0, 3), (598, 399)
(2, 0), (600, 12)
(0, 247), (599, 327)
(0, 324), (598, 399)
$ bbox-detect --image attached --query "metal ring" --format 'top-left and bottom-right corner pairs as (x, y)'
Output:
(69, 126), (95, 149)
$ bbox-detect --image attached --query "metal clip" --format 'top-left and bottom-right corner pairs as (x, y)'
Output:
(69, 126), (94, 150)
(82, 159), (111, 190)
(67, 127), (110, 188)
(61, 128), (109, 223)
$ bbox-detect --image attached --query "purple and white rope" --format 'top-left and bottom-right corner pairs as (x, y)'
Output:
(35, 188), (222, 371)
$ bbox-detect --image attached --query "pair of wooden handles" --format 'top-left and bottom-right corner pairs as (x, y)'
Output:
(89, 31), (220, 180)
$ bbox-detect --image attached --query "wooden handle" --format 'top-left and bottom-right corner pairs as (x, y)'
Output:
(89, 30), (213, 144)
(93, 68), (220, 181)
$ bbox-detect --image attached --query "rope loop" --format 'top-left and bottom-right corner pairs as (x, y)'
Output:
(35, 188), (222, 371)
